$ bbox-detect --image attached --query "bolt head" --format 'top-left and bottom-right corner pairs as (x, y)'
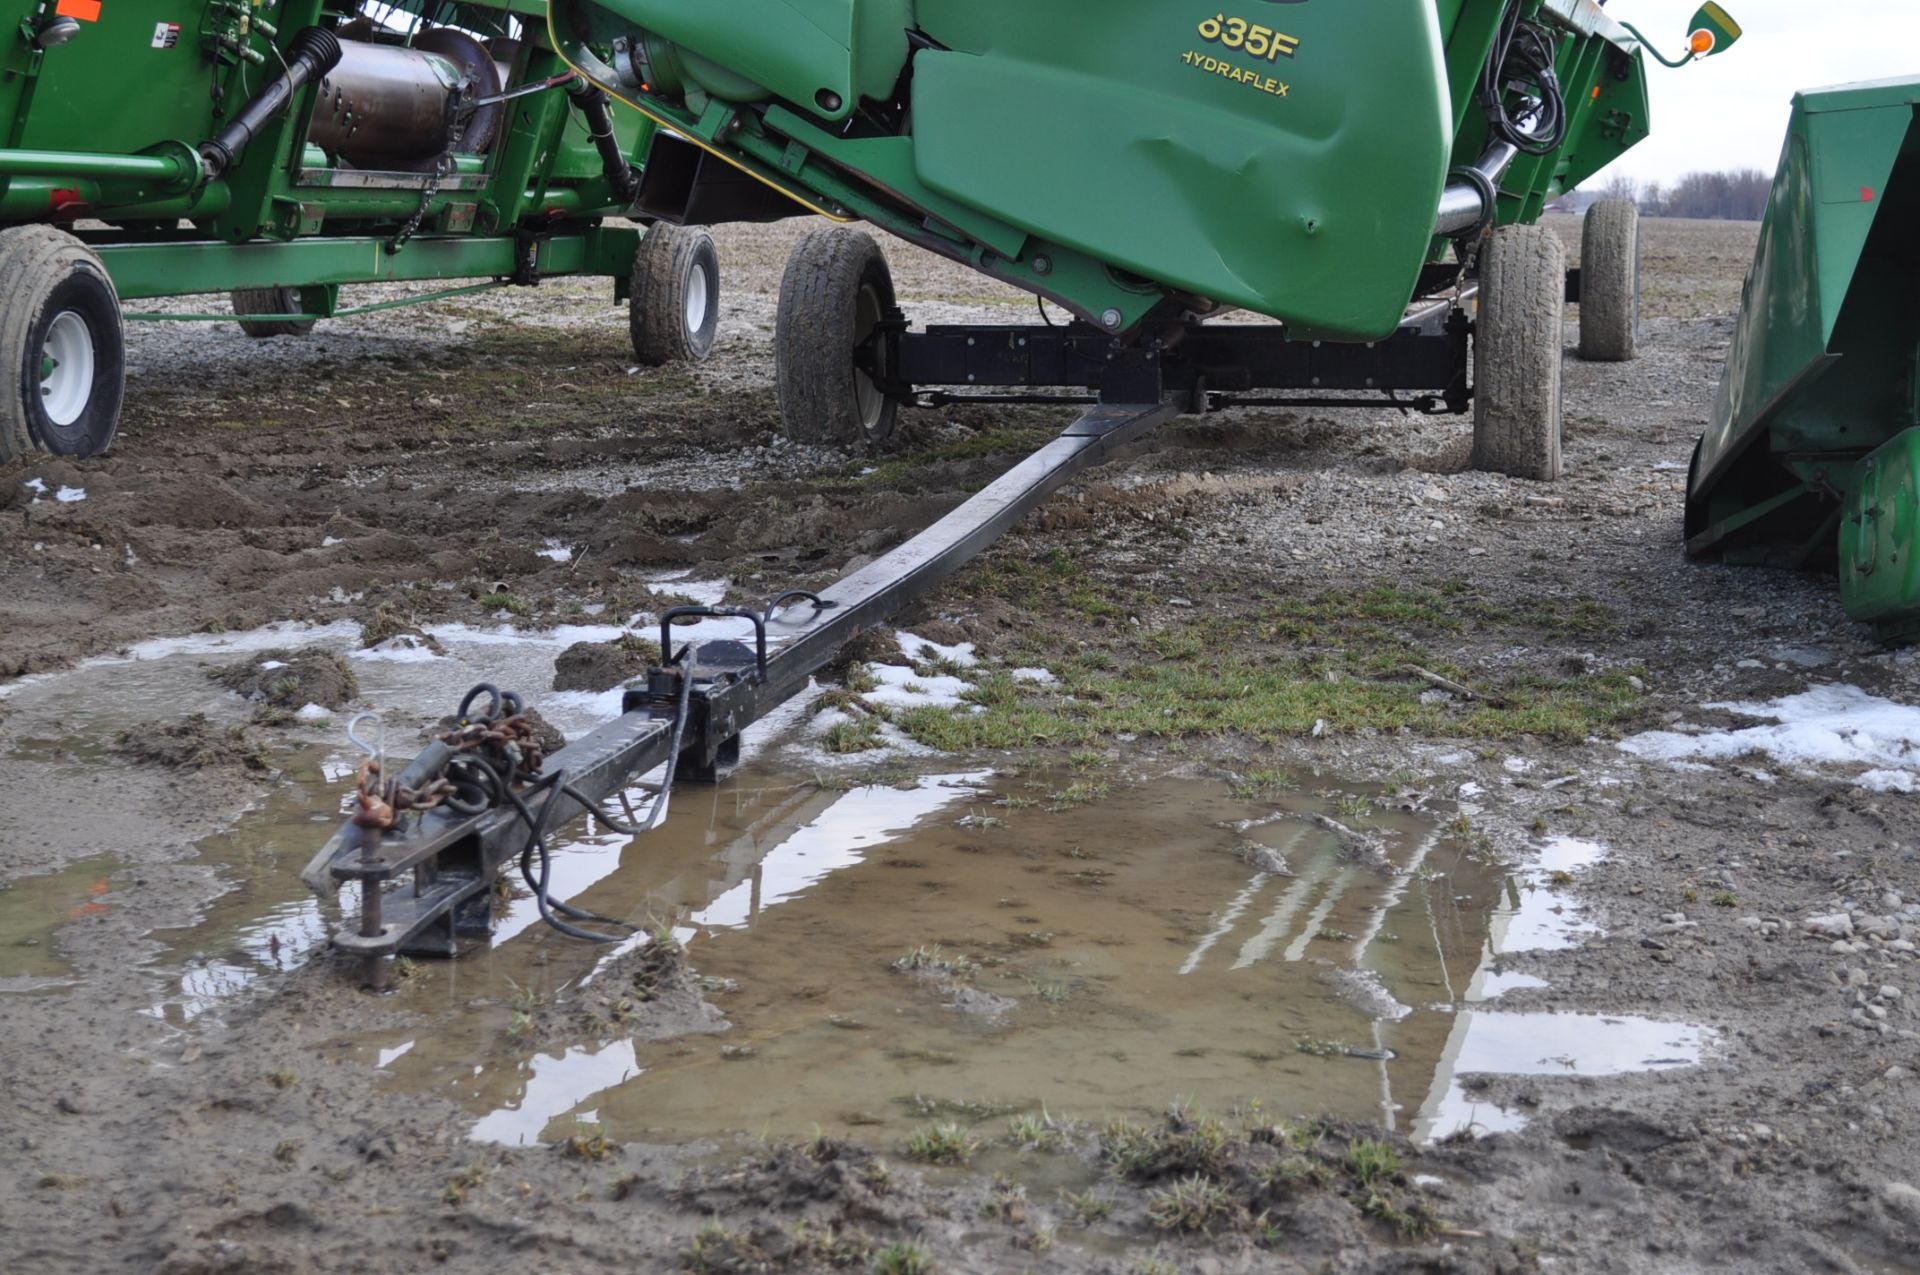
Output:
(1101, 308), (1123, 329)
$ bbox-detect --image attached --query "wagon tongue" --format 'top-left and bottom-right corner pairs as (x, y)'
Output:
(306, 397), (1179, 985)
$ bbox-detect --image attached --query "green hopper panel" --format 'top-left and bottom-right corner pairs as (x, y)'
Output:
(1688, 76), (1920, 639)
(1693, 78), (1919, 499)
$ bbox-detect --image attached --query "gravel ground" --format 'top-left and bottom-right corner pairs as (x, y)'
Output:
(2, 214), (1918, 1274)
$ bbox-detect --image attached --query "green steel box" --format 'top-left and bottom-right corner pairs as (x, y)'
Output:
(1841, 427), (1920, 638)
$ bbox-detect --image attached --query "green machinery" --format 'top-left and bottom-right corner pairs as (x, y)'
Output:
(1685, 77), (1920, 641)
(1, 0), (723, 463)
(290, 3), (1758, 974)
(535, 0), (1736, 463)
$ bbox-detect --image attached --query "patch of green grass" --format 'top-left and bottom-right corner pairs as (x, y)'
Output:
(1046, 779), (1109, 811)
(685, 1221), (764, 1273)
(1228, 767), (1296, 799)
(895, 568), (1646, 755)
(1062, 1187), (1113, 1224)
(561, 1124), (615, 1161)
(1344, 1138), (1400, 1188)
(905, 1122), (980, 1165)
(790, 1221), (875, 1268)
(1260, 1155), (1332, 1193)
(825, 716), (885, 754)
(1101, 1107), (1230, 1182)
(1146, 1174), (1236, 1233)
(1364, 1188), (1439, 1239)
(980, 1173), (1028, 1221)
(1006, 1109), (1065, 1151)
(1712, 890), (1738, 908)
(872, 1241), (934, 1275)
(893, 651), (1646, 754)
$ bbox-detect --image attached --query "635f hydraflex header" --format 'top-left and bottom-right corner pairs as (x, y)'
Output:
(2, 0), (1736, 472)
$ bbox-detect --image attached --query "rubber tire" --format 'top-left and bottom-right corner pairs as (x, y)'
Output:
(1472, 223), (1565, 482)
(0, 225), (125, 463)
(776, 227), (899, 446)
(232, 286), (317, 339)
(1578, 198), (1639, 362)
(629, 224), (720, 366)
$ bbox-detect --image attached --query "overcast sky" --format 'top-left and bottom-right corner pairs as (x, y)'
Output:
(1593, 0), (1920, 188)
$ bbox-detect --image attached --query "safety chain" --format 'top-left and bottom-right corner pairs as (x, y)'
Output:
(351, 757), (451, 831)
(386, 87), (471, 255)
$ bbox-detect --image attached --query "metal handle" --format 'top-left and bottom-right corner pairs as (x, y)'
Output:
(661, 606), (767, 679)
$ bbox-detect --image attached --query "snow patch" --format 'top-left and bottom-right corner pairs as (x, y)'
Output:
(1619, 685), (1920, 779)
(898, 630), (977, 669)
(864, 662), (971, 711)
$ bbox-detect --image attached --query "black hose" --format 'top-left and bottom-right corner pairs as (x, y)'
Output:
(200, 26), (343, 178)
(1479, 1), (1566, 157)
(566, 78), (641, 204)
(501, 771), (631, 943)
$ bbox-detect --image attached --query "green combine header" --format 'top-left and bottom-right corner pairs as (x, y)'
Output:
(3, 0), (1737, 475)
(0, 0), (722, 463)
(1686, 76), (1920, 641)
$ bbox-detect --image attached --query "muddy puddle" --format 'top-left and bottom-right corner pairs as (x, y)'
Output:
(159, 762), (1708, 1147)
(2, 620), (1715, 1150)
(0, 854), (131, 992)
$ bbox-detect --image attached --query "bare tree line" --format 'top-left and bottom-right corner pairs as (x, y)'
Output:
(1593, 168), (1772, 220)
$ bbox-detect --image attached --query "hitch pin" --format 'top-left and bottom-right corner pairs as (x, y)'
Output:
(345, 711), (390, 988)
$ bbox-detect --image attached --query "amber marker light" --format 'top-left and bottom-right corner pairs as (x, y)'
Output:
(1689, 28), (1715, 55)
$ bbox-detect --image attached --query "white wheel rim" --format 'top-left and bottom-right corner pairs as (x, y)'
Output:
(684, 263), (710, 337)
(854, 283), (883, 433)
(40, 310), (95, 428)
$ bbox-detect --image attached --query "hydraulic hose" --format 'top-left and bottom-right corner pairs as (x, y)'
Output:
(566, 77), (641, 205)
(200, 26), (344, 179)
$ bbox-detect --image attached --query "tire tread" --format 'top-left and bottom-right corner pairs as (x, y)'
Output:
(629, 224), (718, 366)
(0, 225), (123, 464)
(1472, 223), (1564, 482)
(1579, 199), (1639, 362)
(775, 227), (893, 445)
